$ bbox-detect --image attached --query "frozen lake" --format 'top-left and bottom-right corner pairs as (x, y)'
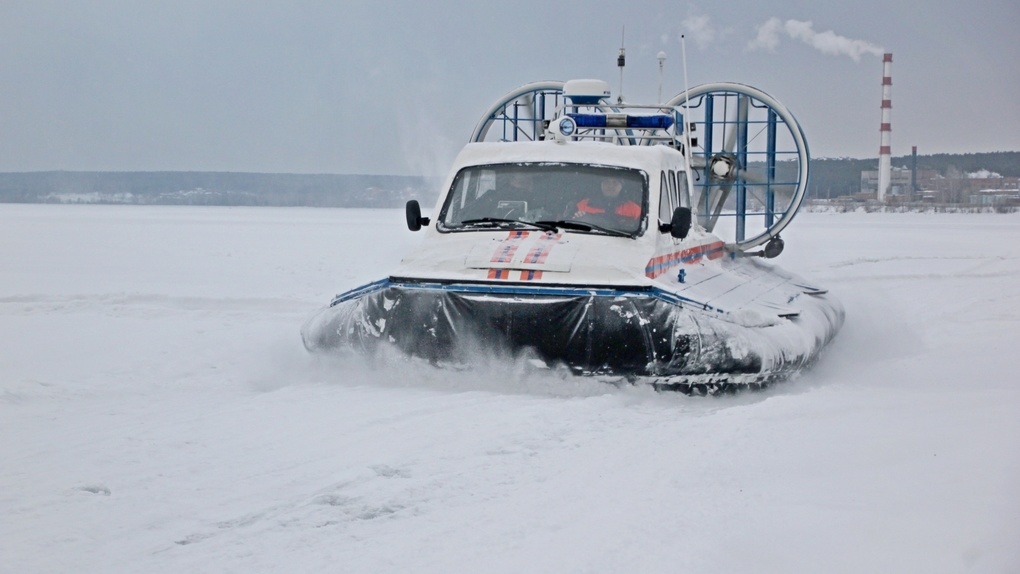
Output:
(2, 204), (1018, 572)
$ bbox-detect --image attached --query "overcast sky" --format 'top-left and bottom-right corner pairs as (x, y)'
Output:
(1, 1), (1017, 175)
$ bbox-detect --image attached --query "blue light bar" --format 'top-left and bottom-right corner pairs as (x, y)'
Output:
(627, 115), (674, 129)
(567, 113), (674, 130)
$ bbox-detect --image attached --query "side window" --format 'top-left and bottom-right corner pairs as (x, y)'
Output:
(658, 172), (673, 224)
(676, 171), (691, 208)
(668, 170), (678, 210)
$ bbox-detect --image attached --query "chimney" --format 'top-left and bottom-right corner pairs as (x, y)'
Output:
(877, 53), (893, 202)
(910, 145), (917, 201)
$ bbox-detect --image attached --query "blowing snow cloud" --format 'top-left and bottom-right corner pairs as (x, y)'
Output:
(749, 18), (884, 61)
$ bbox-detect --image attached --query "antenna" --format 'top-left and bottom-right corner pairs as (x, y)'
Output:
(617, 27), (626, 104)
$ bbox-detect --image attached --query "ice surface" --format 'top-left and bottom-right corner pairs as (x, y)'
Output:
(1, 205), (1018, 573)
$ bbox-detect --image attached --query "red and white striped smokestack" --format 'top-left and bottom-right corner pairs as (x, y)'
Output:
(877, 52), (893, 201)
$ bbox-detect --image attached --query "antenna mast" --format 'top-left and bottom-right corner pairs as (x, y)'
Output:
(617, 27), (626, 104)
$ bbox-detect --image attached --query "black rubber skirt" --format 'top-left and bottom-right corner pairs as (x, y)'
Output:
(301, 278), (843, 382)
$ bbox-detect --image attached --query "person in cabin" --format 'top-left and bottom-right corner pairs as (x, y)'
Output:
(573, 176), (642, 225)
(507, 172), (535, 196)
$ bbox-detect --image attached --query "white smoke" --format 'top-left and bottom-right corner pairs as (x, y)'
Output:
(748, 18), (784, 52)
(967, 169), (1002, 179)
(749, 18), (884, 61)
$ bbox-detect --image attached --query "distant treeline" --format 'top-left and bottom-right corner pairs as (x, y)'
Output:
(0, 171), (441, 207)
(1, 151), (1017, 207)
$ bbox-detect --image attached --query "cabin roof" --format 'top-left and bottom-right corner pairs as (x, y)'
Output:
(449, 141), (685, 175)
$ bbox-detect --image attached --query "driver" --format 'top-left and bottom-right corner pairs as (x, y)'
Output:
(508, 173), (534, 196)
(574, 177), (641, 221)
(502, 172), (552, 221)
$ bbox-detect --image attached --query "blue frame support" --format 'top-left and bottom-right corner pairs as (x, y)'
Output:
(735, 96), (748, 243)
(702, 95), (714, 225)
(500, 105), (508, 141)
(512, 102), (519, 142)
(537, 93), (545, 140)
(766, 110), (777, 227)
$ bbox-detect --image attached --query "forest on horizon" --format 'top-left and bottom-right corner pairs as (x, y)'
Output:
(1, 151), (1016, 207)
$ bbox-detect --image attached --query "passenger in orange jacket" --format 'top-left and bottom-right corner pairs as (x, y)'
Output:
(574, 177), (642, 222)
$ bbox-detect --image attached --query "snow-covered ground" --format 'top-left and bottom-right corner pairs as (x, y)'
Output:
(2, 204), (1018, 573)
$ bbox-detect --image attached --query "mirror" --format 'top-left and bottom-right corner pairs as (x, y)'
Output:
(405, 200), (430, 232)
(669, 206), (692, 239)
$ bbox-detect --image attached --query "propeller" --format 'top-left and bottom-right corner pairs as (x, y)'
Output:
(665, 83), (809, 252)
(470, 81), (810, 254)
(701, 94), (749, 231)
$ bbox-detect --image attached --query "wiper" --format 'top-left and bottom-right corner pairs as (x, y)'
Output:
(536, 219), (632, 238)
(458, 218), (559, 232)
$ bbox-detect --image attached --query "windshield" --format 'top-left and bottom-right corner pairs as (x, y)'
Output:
(437, 163), (648, 236)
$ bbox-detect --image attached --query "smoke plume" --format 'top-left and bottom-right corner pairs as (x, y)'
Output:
(749, 18), (884, 61)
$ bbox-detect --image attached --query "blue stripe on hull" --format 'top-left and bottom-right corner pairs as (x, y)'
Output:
(331, 277), (723, 313)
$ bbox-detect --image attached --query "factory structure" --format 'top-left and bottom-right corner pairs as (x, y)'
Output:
(861, 159), (1019, 205)
(856, 53), (1019, 207)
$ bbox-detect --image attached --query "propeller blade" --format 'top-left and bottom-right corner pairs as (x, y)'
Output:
(723, 118), (736, 155)
(722, 95), (749, 154)
(514, 94), (537, 140)
(706, 183), (732, 231)
(735, 168), (766, 185)
(688, 156), (708, 169)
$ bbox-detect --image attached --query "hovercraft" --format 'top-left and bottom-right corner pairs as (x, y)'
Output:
(302, 78), (844, 394)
